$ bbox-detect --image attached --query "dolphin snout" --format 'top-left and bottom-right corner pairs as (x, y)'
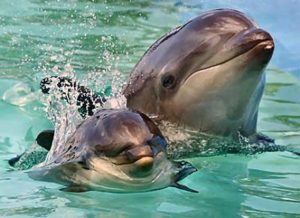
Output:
(241, 28), (275, 65)
(225, 27), (274, 58)
(240, 28), (274, 48)
(125, 136), (167, 169)
(126, 145), (154, 170)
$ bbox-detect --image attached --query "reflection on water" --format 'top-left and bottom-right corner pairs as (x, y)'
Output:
(0, 0), (299, 217)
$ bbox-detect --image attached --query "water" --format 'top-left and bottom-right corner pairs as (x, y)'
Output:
(0, 0), (299, 217)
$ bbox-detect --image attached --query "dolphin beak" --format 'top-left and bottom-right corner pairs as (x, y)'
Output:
(130, 136), (168, 169)
(110, 136), (167, 167)
(125, 146), (154, 169)
(132, 135), (169, 170)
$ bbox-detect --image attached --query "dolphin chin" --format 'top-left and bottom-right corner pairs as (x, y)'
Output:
(124, 9), (275, 137)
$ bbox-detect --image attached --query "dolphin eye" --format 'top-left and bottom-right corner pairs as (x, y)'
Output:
(161, 74), (176, 89)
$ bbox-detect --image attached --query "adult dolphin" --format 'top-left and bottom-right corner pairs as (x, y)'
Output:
(123, 9), (274, 139)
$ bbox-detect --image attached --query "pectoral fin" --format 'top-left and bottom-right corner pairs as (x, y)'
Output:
(172, 160), (198, 193)
(171, 182), (198, 193)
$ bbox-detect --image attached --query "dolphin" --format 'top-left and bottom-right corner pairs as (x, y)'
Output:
(28, 109), (197, 193)
(123, 9), (274, 138)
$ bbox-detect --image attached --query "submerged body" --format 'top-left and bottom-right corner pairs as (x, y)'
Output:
(28, 109), (197, 192)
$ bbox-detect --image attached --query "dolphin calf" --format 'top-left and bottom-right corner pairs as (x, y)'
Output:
(124, 9), (274, 138)
(28, 109), (197, 193)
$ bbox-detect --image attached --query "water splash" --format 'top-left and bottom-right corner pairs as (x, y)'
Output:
(157, 120), (283, 159)
(12, 142), (48, 170)
(39, 62), (127, 165)
(2, 82), (39, 106)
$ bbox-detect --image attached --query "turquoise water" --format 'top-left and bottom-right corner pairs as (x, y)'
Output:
(0, 0), (300, 217)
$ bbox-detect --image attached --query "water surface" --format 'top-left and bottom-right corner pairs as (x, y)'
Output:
(0, 0), (299, 217)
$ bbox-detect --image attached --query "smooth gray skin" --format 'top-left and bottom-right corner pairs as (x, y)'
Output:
(29, 109), (197, 193)
(124, 9), (274, 137)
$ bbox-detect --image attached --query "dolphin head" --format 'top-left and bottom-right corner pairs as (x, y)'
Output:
(124, 9), (274, 136)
